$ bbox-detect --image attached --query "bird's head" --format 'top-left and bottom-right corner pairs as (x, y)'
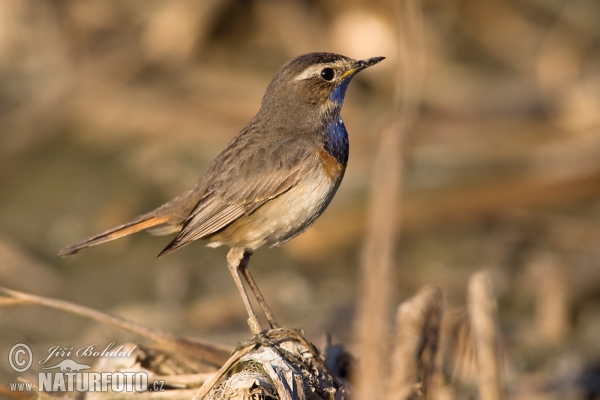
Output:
(258, 53), (385, 128)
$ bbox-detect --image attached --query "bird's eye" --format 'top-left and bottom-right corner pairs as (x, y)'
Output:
(320, 68), (334, 81)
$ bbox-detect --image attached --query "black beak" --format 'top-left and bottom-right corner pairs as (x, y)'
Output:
(342, 57), (385, 79)
(356, 56), (386, 70)
(342, 56), (385, 79)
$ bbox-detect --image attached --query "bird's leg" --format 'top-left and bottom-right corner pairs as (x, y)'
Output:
(238, 254), (280, 329)
(226, 247), (262, 335)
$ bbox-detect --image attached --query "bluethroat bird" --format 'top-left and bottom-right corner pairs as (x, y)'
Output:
(59, 53), (385, 334)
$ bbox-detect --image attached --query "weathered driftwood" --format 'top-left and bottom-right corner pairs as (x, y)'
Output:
(197, 328), (348, 400)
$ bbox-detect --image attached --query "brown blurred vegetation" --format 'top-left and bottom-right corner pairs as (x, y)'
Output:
(1, 0), (600, 398)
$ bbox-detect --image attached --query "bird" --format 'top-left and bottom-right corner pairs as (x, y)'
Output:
(59, 52), (385, 334)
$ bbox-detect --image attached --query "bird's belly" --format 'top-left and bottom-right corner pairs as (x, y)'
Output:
(210, 155), (345, 251)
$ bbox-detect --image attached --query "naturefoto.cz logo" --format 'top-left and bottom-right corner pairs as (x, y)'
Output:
(8, 342), (165, 393)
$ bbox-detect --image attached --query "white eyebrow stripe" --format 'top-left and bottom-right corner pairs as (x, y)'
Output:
(293, 65), (323, 81)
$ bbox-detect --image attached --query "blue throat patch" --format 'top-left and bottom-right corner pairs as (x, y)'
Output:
(329, 78), (351, 105)
(323, 78), (352, 165)
(324, 117), (349, 165)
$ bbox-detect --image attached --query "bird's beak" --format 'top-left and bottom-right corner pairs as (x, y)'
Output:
(341, 56), (385, 79)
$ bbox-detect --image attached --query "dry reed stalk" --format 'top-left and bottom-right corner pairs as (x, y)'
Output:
(353, 0), (424, 397)
(0, 286), (231, 367)
(530, 255), (569, 345)
(450, 312), (476, 387)
(468, 272), (505, 400)
(386, 285), (443, 400)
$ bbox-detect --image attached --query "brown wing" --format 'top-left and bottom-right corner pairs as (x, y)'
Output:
(158, 128), (314, 256)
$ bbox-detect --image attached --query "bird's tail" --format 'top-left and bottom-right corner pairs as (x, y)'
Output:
(58, 214), (171, 257)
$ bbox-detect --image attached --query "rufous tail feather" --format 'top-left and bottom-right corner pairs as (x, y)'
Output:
(58, 215), (171, 257)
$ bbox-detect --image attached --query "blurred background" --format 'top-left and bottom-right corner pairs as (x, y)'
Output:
(1, 0), (600, 398)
